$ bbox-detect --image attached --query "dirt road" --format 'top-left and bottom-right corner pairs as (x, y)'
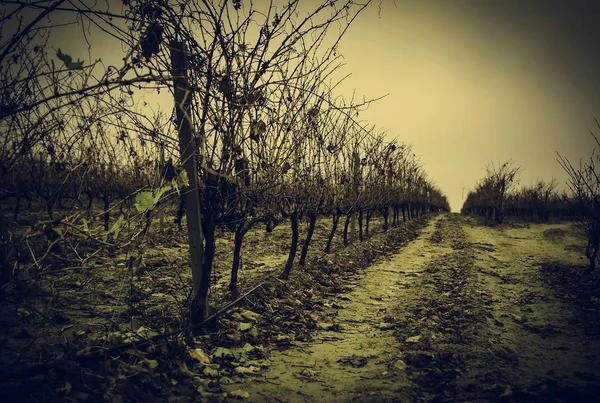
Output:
(224, 214), (600, 402)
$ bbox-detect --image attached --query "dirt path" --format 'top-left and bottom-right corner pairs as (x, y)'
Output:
(461, 218), (600, 400)
(387, 215), (600, 402)
(223, 214), (600, 402)
(223, 215), (450, 402)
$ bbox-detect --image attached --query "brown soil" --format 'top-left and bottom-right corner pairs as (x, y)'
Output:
(219, 214), (600, 402)
(2, 213), (600, 402)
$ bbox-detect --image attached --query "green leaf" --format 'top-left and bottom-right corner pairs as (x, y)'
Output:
(134, 185), (171, 213)
(135, 191), (156, 213)
(154, 185), (171, 201)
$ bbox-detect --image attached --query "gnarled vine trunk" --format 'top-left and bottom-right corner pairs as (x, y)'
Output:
(299, 214), (317, 266)
(325, 210), (340, 253)
(282, 211), (299, 279)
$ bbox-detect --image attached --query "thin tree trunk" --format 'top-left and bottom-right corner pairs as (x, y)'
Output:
(343, 213), (351, 246)
(46, 197), (54, 220)
(324, 211), (339, 253)
(358, 209), (363, 241)
(103, 195), (110, 231)
(86, 194), (93, 217)
(13, 197), (20, 221)
(229, 220), (249, 300)
(175, 193), (185, 230)
(586, 231), (599, 273)
(382, 208), (389, 232)
(495, 207), (504, 224)
(193, 216), (215, 322)
(0, 203), (13, 295)
(143, 211), (152, 235)
(299, 214), (317, 266)
(159, 144), (165, 233)
(282, 211), (299, 279)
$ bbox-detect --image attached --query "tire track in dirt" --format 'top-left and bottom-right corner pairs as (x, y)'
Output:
(223, 214), (451, 402)
(390, 213), (489, 402)
(462, 218), (600, 401)
(391, 214), (600, 402)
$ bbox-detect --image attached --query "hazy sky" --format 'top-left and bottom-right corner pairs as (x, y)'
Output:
(32, 0), (600, 211)
(329, 0), (600, 210)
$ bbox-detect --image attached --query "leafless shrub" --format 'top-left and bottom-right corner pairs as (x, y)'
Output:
(461, 160), (522, 224)
(558, 120), (600, 272)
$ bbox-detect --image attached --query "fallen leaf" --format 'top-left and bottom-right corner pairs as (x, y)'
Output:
(229, 389), (251, 399)
(378, 322), (395, 331)
(227, 332), (242, 342)
(189, 347), (211, 364)
(179, 362), (196, 377)
(241, 343), (255, 353)
(234, 365), (260, 375)
(406, 335), (422, 343)
(56, 381), (72, 395)
(501, 386), (513, 397)
(299, 368), (318, 377)
(240, 310), (260, 322)
(231, 313), (245, 321)
(203, 367), (219, 377)
(135, 326), (158, 339)
(237, 322), (253, 332)
(212, 347), (240, 360)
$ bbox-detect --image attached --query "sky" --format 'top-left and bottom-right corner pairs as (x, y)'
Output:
(13, 0), (600, 211)
(327, 0), (600, 211)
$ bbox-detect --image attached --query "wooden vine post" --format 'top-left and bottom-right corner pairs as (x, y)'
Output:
(0, 204), (11, 296)
(158, 142), (165, 233)
(351, 150), (360, 241)
(170, 40), (206, 324)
